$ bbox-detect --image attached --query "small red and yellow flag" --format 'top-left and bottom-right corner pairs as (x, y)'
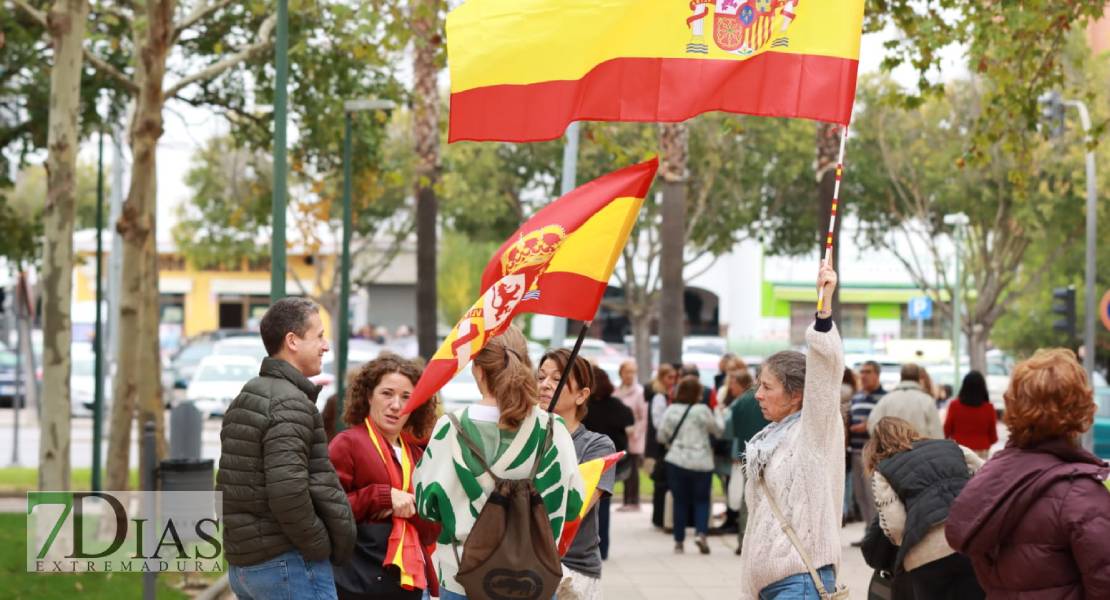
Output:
(559, 451), (626, 557)
(447, 0), (866, 142)
(403, 158), (658, 413)
(364, 419), (429, 591)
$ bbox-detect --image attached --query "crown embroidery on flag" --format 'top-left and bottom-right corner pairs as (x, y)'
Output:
(501, 224), (566, 275)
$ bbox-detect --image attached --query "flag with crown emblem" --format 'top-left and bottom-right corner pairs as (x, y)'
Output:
(447, 0), (866, 142)
(402, 158), (658, 414)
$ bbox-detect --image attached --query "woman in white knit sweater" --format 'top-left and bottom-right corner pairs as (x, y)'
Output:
(740, 264), (846, 599)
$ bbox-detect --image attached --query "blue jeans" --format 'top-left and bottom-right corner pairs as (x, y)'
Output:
(229, 549), (337, 600)
(666, 463), (711, 542)
(759, 565), (837, 600)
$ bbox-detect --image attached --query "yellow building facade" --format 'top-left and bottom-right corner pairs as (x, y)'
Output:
(73, 248), (337, 346)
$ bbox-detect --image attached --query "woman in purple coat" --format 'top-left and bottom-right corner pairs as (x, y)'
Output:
(946, 348), (1110, 599)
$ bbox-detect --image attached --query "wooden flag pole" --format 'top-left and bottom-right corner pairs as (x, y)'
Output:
(546, 321), (592, 414)
(817, 124), (848, 313)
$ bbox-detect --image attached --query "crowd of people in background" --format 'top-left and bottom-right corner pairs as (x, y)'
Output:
(216, 265), (1110, 599)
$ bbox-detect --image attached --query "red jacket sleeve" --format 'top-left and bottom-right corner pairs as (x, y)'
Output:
(328, 432), (393, 522)
(987, 407), (998, 445)
(943, 402), (956, 439)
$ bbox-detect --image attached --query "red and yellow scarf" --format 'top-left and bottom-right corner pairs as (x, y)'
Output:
(365, 418), (427, 591)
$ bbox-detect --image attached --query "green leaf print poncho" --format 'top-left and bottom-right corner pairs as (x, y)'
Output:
(414, 404), (586, 595)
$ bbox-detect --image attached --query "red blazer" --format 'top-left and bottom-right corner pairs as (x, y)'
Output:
(943, 398), (998, 451)
(329, 427), (441, 592)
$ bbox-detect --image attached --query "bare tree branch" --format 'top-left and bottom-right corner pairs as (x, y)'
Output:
(84, 49), (138, 94)
(173, 0), (236, 41)
(171, 92), (269, 129)
(353, 219), (416, 286)
(95, 3), (133, 24)
(683, 254), (718, 283)
(10, 0), (46, 25)
(13, 0), (139, 94)
(164, 13), (276, 98)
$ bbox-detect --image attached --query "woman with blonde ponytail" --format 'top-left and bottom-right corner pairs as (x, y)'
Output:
(413, 326), (585, 600)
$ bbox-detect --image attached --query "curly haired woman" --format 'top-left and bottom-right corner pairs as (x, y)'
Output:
(946, 348), (1110, 598)
(328, 353), (441, 600)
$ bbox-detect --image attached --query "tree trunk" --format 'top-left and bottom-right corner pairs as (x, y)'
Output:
(658, 123), (688, 367)
(816, 122), (842, 319)
(968, 322), (988, 374)
(412, 0), (441, 360)
(38, 0), (88, 491)
(138, 206), (165, 461)
(108, 0), (174, 491)
(629, 307), (653, 385)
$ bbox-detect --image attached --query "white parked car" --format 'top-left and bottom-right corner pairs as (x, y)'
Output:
(70, 346), (111, 417)
(186, 355), (258, 417)
(561, 338), (623, 361)
(683, 336), (728, 357)
(212, 337), (268, 362)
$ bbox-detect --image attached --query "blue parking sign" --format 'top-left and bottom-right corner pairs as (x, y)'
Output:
(908, 296), (933, 320)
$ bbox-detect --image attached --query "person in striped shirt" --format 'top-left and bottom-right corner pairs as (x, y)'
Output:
(848, 360), (885, 544)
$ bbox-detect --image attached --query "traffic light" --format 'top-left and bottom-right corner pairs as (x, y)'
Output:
(1052, 286), (1076, 339)
(1039, 92), (1066, 138)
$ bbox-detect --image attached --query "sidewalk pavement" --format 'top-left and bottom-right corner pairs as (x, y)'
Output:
(601, 502), (871, 599)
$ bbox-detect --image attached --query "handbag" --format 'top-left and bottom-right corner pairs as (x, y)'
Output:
(726, 462), (745, 511)
(758, 477), (850, 600)
(334, 522), (418, 599)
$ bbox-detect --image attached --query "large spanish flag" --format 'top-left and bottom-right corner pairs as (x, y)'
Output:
(403, 159), (658, 412)
(448, 0), (866, 143)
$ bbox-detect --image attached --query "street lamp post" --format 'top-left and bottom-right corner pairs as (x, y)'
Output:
(551, 122), (580, 350)
(944, 213), (969, 393)
(1060, 98), (1098, 452)
(336, 99), (395, 431)
(93, 123), (105, 492)
(1041, 93), (1098, 386)
(1061, 99), (1098, 385)
(271, 0), (290, 303)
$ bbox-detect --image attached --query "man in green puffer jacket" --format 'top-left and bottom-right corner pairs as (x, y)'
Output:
(216, 297), (355, 599)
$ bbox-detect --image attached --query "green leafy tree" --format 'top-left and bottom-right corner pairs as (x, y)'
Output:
(437, 231), (498, 327)
(989, 45), (1110, 373)
(173, 136), (272, 269)
(849, 70), (1095, 371)
(0, 161), (104, 264)
(11, 0), (286, 490)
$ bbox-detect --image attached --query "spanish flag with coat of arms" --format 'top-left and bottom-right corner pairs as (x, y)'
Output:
(447, 0), (866, 143)
(402, 158), (658, 413)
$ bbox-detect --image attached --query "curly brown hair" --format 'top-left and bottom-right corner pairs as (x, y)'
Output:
(342, 352), (438, 440)
(1003, 348), (1094, 448)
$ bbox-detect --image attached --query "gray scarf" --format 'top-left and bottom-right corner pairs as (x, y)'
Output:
(744, 410), (801, 479)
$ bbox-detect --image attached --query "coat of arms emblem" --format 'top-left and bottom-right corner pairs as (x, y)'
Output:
(686, 0), (797, 56)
